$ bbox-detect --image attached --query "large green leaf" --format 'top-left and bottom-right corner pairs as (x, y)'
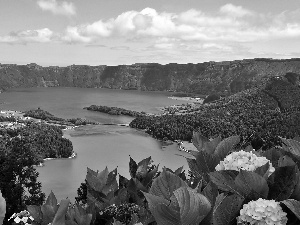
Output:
(214, 136), (240, 160)
(151, 203), (180, 225)
(261, 148), (282, 168)
(27, 205), (43, 224)
(192, 131), (210, 152)
(291, 167), (300, 201)
(209, 171), (240, 194)
(129, 157), (138, 178)
(254, 162), (270, 179)
(86, 167), (106, 192)
(202, 181), (219, 207)
(234, 170), (269, 200)
(174, 187), (211, 225)
(143, 192), (179, 225)
(281, 199), (300, 220)
(73, 204), (92, 225)
(188, 150), (220, 182)
(41, 191), (59, 225)
(203, 136), (222, 155)
(280, 137), (300, 157)
(143, 192), (170, 212)
(136, 157), (151, 179)
(213, 193), (244, 225)
(278, 155), (296, 167)
(149, 170), (187, 200)
(268, 165), (298, 201)
(52, 199), (70, 225)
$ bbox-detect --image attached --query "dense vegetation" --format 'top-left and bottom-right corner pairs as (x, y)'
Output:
(12, 133), (300, 225)
(130, 77), (300, 150)
(84, 105), (145, 117)
(24, 108), (98, 126)
(0, 120), (74, 224)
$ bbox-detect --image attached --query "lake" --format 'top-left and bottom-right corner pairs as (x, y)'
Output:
(0, 87), (190, 201)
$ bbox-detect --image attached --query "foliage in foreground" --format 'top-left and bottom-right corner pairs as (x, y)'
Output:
(17, 132), (300, 225)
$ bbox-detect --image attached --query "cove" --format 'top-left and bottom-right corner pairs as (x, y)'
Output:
(0, 87), (190, 202)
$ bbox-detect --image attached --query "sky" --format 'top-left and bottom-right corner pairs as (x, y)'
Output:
(1, 0), (300, 66)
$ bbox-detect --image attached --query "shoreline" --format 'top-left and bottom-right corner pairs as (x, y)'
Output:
(34, 151), (77, 167)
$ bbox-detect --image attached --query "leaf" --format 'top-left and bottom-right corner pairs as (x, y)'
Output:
(203, 136), (222, 155)
(149, 169), (187, 200)
(213, 193), (244, 225)
(174, 187), (211, 225)
(129, 157), (138, 178)
(41, 205), (57, 225)
(192, 151), (220, 178)
(278, 155), (296, 167)
(119, 174), (129, 188)
(280, 137), (300, 157)
(151, 203), (180, 225)
(52, 199), (70, 225)
(290, 167), (300, 201)
(136, 157), (151, 179)
(268, 165), (298, 201)
(45, 191), (58, 209)
(234, 170), (269, 200)
(97, 167), (109, 185)
(143, 164), (159, 188)
(192, 131), (210, 152)
(262, 147), (283, 168)
(174, 166), (184, 176)
(143, 191), (180, 224)
(209, 171), (240, 194)
(74, 204), (93, 225)
(27, 205), (43, 224)
(214, 136), (240, 160)
(187, 158), (202, 180)
(254, 162), (270, 179)
(281, 199), (300, 220)
(86, 167), (106, 192)
(143, 192), (170, 212)
(202, 181), (219, 207)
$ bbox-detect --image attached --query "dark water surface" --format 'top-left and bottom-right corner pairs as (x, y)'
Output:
(0, 87), (189, 201)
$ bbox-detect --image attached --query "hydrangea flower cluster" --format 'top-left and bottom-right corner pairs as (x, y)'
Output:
(8, 210), (34, 225)
(237, 198), (288, 225)
(215, 150), (275, 175)
(99, 203), (141, 224)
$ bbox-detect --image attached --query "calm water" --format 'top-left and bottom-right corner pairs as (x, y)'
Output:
(0, 87), (190, 201)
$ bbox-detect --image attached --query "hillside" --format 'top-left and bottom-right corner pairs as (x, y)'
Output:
(1, 58), (300, 95)
(130, 76), (300, 149)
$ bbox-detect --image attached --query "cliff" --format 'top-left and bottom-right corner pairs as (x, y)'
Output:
(1, 58), (300, 95)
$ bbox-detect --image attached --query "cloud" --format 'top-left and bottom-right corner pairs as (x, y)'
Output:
(0, 28), (54, 44)
(3, 3), (300, 59)
(37, 0), (76, 16)
(62, 4), (300, 45)
(220, 4), (254, 17)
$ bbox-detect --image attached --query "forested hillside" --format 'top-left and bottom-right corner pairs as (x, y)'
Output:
(130, 76), (300, 149)
(1, 58), (300, 95)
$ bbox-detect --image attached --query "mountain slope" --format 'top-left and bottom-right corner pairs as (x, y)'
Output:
(1, 58), (300, 95)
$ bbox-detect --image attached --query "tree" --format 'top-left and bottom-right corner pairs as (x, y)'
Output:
(0, 136), (45, 224)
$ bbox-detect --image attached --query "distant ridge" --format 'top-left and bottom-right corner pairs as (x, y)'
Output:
(1, 58), (300, 95)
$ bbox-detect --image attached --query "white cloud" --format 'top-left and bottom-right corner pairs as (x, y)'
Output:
(0, 28), (54, 44)
(220, 4), (254, 17)
(3, 3), (300, 57)
(37, 0), (76, 16)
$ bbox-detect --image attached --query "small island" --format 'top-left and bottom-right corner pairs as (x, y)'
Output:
(84, 105), (147, 117)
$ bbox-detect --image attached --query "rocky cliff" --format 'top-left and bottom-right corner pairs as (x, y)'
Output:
(1, 58), (300, 95)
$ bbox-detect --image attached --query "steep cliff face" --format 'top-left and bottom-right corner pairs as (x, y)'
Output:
(1, 59), (300, 95)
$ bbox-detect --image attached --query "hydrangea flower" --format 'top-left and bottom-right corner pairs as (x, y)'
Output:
(215, 150), (275, 175)
(8, 210), (34, 225)
(237, 198), (287, 225)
